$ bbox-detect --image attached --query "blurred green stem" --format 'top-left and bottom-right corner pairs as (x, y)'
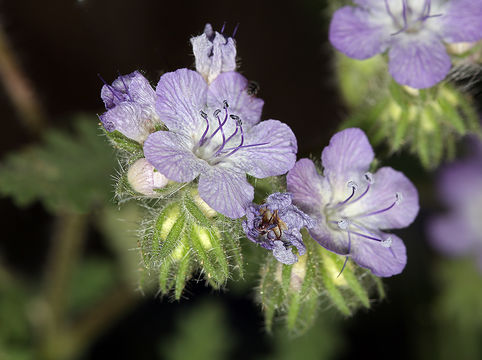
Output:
(41, 212), (87, 359)
(0, 23), (46, 134)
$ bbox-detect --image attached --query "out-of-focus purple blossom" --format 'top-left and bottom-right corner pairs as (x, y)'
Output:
(242, 193), (315, 265)
(428, 137), (482, 271)
(191, 23), (237, 84)
(329, 0), (482, 88)
(127, 158), (169, 196)
(143, 69), (297, 219)
(287, 128), (419, 277)
(100, 71), (160, 143)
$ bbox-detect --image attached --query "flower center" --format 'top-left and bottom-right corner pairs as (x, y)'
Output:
(385, 0), (442, 36)
(193, 100), (268, 166)
(249, 207), (290, 245)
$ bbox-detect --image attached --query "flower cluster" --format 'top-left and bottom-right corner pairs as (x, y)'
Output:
(329, 0), (482, 88)
(99, 23), (419, 275)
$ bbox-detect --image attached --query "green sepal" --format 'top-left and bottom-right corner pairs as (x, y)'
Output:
(102, 127), (143, 154)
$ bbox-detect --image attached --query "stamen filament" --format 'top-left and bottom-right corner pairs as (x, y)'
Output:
(198, 110), (210, 145)
(337, 231), (351, 278)
(118, 71), (133, 102)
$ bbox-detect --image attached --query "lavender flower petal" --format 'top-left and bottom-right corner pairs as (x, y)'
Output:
(441, 0), (482, 43)
(329, 6), (390, 60)
(428, 214), (476, 256)
(321, 128), (374, 197)
(273, 241), (298, 265)
(198, 167), (254, 219)
(388, 35), (452, 89)
(438, 160), (482, 207)
(155, 68), (208, 135)
(287, 158), (331, 213)
(207, 71), (264, 128)
(100, 102), (154, 143)
(230, 120), (297, 178)
(345, 167), (419, 230)
(350, 233), (407, 277)
(143, 131), (206, 183)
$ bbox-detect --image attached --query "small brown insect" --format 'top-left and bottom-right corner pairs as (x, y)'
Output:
(256, 208), (288, 240)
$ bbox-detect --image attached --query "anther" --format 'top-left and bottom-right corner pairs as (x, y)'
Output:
(223, 100), (229, 109)
(381, 236), (393, 248)
(213, 109), (221, 118)
(395, 192), (403, 205)
(230, 114), (239, 120)
(337, 219), (349, 230)
(200, 110), (208, 119)
(364, 172), (374, 184)
(347, 180), (358, 191)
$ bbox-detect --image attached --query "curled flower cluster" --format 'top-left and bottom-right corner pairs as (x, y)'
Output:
(99, 23), (419, 277)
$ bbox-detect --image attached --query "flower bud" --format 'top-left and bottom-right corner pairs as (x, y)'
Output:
(127, 158), (169, 196)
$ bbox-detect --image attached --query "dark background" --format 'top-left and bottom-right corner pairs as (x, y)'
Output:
(0, 0), (444, 359)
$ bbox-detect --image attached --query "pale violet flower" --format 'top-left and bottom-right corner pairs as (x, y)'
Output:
(329, 0), (482, 88)
(428, 138), (482, 271)
(143, 69), (297, 219)
(287, 128), (419, 277)
(100, 71), (160, 143)
(191, 23), (237, 84)
(127, 158), (169, 196)
(243, 193), (315, 265)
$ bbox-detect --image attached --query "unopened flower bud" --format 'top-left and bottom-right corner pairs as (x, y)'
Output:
(127, 158), (168, 196)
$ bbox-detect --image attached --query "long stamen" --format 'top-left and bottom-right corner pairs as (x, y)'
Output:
(98, 74), (124, 102)
(118, 71), (133, 101)
(354, 193), (402, 219)
(198, 110), (210, 145)
(336, 181), (357, 208)
(222, 120), (245, 157)
(213, 114), (239, 157)
(384, 0), (399, 26)
(337, 231), (351, 278)
(232, 23), (240, 38)
(207, 101), (229, 141)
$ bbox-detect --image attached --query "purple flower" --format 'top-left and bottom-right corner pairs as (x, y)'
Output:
(427, 138), (482, 271)
(143, 69), (297, 219)
(329, 0), (482, 88)
(242, 193), (315, 265)
(100, 71), (160, 143)
(190, 23), (237, 84)
(287, 128), (419, 277)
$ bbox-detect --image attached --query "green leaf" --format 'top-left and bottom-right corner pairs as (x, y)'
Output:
(174, 243), (192, 300)
(0, 116), (115, 213)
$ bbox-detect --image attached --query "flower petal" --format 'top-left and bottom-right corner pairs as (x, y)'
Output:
(329, 6), (390, 60)
(441, 0), (482, 43)
(287, 158), (331, 213)
(100, 102), (154, 143)
(308, 216), (350, 256)
(321, 128), (374, 201)
(143, 131), (206, 183)
(388, 33), (451, 89)
(350, 232), (406, 277)
(155, 68), (207, 135)
(207, 71), (264, 128)
(230, 120), (297, 178)
(428, 214), (476, 257)
(198, 166), (254, 218)
(272, 241), (298, 265)
(345, 167), (419, 229)
(437, 160), (482, 207)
